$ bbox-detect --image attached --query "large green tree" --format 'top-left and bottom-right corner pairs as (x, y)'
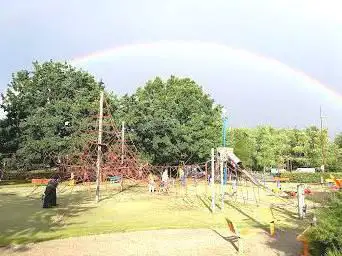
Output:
(253, 126), (278, 171)
(230, 128), (255, 168)
(0, 61), (103, 169)
(335, 133), (342, 148)
(120, 76), (222, 165)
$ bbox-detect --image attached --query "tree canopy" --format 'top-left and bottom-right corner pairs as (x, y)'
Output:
(0, 61), (341, 172)
(0, 61), (103, 169)
(119, 76), (221, 165)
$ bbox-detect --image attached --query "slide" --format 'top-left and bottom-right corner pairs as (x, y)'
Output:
(226, 151), (286, 196)
(226, 151), (266, 188)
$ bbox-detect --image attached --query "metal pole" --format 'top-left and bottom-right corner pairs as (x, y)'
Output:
(121, 121), (125, 164)
(297, 184), (305, 219)
(222, 117), (228, 184)
(211, 148), (215, 213)
(96, 91), (104, 203)
(220, 159), (224, 210)
(320, 106), (326, 172)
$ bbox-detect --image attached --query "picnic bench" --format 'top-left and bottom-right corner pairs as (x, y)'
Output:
(108, 176), (123, 191)
(31, 179), (51, 185)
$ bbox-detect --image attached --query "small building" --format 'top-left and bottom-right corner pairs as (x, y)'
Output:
(295, 168), (316, 173)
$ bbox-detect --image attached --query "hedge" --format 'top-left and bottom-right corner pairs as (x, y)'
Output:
(3, 169), (59, 181)
(280, 172), (342, 183)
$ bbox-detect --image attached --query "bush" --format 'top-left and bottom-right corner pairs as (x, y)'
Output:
(280, 172), (342, 183)
(326, 248), (342, 256)
(3, 169), (58, 181)
(308, 192), (342, 255)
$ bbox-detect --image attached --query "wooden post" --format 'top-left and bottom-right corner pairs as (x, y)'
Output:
(270, 221), (275, 237)
(303, 240), (309, 256)
(96, 91), (104, 203)
(297, 184), (305, 219)
(211, 148), (215, 213)
(121, 121), (125, 164)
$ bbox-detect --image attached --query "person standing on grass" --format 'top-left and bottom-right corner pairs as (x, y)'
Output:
(69, 172), (75, 186)
(277, 180), (282, 191)
(161, 169), (169, 192)
(0, 167), (3, 181)
(148, 172), (155, 193)
(179, 167), (185, 187)
(42, 175), (59, 208)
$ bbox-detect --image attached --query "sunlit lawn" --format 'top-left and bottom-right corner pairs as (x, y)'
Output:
(0, 180), (312, 246)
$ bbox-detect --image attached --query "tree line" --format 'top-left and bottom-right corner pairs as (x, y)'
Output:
(0, 61), (341, 171)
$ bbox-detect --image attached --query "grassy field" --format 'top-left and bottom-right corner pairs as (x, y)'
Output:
(0, 179), (318, 246)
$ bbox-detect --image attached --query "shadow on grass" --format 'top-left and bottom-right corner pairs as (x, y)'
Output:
(266, 228), (303, 256)
(224, 201), (268, 232)
(99, 183), (141, 202)
(224, 200), (304, 255)
(211, 229), (239, 252)
(0, 187), (95, 248)
(196, 195), (223, 213)
(0, 180), (31, 186)
(267, 205), (306, 256)
(197, 195), (212, 212)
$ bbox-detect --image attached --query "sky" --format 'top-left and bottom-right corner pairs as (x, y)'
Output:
(0, 0), (341, 135)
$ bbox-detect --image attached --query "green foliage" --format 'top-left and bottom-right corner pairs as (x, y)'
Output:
(3, 169), (58, 180)
(335, 133), (342, 148)
(326, 248), (342, 256)
(1, 61), (103, 169)
(230, 128), (255, 167)
(1, 60), (341, 172)
(308, 192), (342, 255)
(120, 76), (221, 165)
(280, 172), (342, 183)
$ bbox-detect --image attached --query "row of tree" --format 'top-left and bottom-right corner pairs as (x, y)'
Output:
(230, 126), (342, 171)
(0, 61), (341, 171)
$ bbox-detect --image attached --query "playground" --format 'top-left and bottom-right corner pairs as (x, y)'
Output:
(1, 94), (341, 256)
(0, 175), (333, 255)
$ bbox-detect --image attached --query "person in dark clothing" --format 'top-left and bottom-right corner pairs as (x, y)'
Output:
(42, 176), (59, 208)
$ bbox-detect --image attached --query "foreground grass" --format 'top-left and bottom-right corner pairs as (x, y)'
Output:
(0, 181), (307, 246)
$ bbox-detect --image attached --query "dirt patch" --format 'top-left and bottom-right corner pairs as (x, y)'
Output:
(0, 228), (301, 256)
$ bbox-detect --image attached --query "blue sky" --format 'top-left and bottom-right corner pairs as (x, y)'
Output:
(0, 0), (341, 135)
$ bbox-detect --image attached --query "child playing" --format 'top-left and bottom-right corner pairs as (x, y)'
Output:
(148, 172), (155, 193)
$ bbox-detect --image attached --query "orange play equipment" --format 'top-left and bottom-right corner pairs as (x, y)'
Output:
(297, 232), (309, 256)
(31, 179), (51, 185)
(330, 175), (342, 189)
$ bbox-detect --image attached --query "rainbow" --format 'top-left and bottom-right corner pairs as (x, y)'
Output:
(70, 40), (342, 109)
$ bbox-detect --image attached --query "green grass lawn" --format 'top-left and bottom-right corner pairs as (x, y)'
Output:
(0, 180), (312, 246)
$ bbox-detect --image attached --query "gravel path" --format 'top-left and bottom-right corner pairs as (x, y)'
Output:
(0, 228), (301, 256)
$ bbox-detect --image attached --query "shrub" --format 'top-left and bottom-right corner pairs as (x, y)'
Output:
(326, 248), (342, 256)
(280, 172), (342, 183)
(308, 192), (342, 255)
(3, 169), (58, 180)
